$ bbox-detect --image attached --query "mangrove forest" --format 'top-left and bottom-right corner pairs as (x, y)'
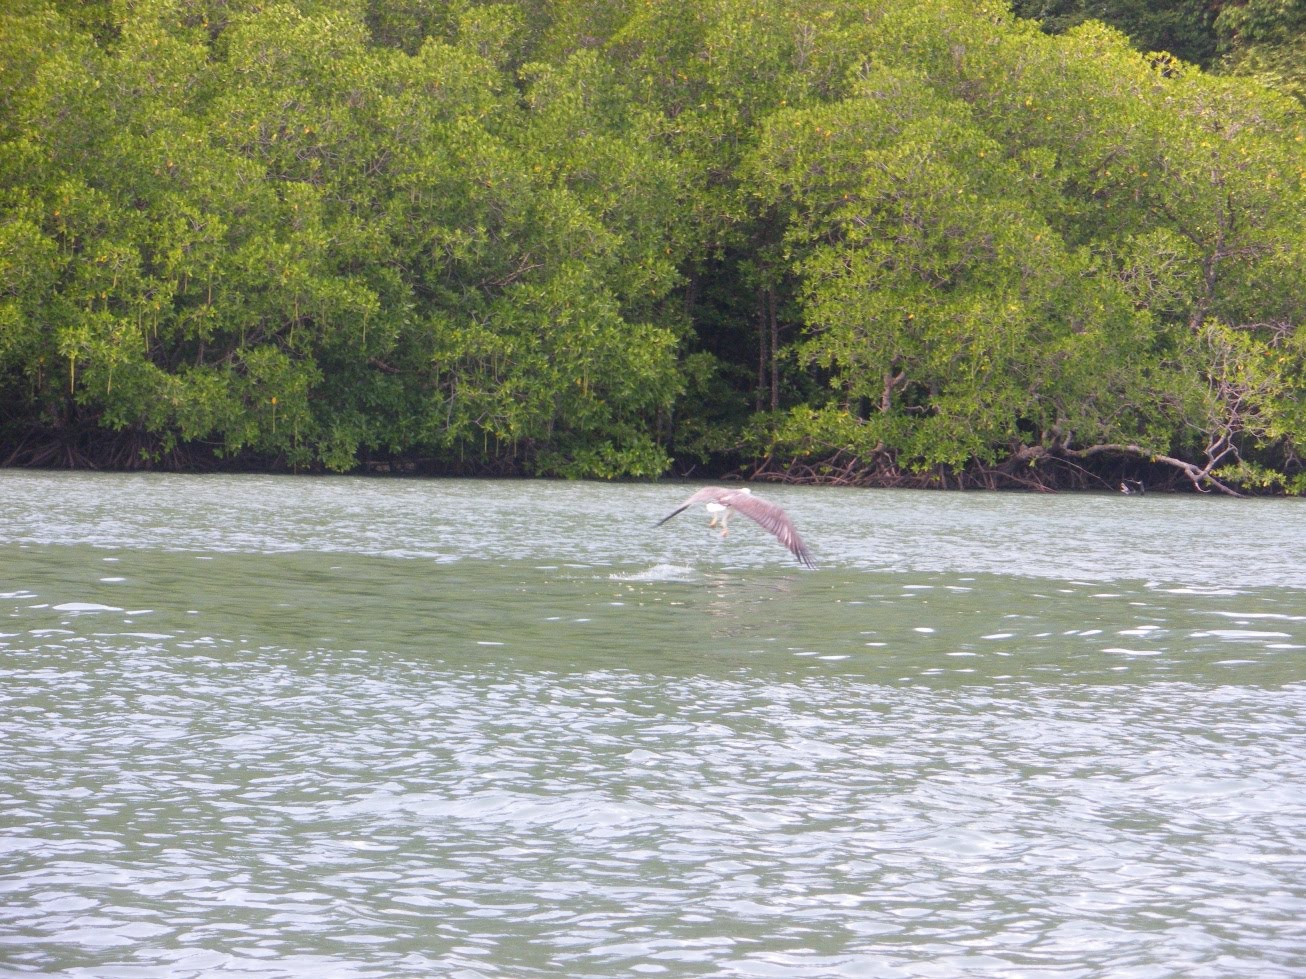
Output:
(1, 0), (1304, 492)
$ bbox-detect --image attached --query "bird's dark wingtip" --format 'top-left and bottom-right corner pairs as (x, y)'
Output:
(655, 504), (691, 527)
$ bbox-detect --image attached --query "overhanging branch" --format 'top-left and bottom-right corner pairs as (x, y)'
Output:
(1061, 443), (1244, 497)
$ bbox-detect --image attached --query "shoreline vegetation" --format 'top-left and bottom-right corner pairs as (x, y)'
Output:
(1, 1), (1303, 494)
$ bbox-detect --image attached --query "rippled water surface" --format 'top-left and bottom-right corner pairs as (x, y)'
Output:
(1, 472), (1304, 978)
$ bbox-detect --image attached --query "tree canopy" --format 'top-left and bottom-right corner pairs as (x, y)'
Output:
(1, 0), (1303, 492)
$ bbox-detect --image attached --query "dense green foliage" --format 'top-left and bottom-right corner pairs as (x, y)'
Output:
(1, 0), (1303, 491)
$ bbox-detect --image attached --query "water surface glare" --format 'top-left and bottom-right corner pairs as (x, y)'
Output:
(1, 472), (1303, 978)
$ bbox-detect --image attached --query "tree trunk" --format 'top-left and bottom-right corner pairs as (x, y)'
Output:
(755, 287), (767, 414)
(768, 287), (779, 411)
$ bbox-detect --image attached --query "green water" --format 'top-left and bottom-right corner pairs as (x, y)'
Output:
(1, 473), (1303, 977)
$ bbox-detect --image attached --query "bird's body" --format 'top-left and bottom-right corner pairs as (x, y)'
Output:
(657, 487), (815, 568)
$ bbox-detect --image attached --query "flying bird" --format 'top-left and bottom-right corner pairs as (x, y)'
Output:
(656, 487), (816, 568)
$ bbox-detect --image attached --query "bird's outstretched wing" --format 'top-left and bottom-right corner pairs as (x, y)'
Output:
(656, 487), (816, 568)
(726, 492), (817, 569)
(654, 487), (722, 527)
